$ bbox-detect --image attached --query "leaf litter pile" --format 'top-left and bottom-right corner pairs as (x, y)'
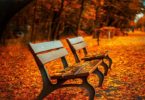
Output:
(0, 31), (145, 100)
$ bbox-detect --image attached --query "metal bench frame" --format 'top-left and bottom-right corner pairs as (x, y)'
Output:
(66, 36), (113, 86)
(28, 41), (104, 100)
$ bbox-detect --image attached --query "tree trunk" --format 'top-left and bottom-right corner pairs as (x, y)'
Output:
(50, 0), (64, 40)
(76, 0), (85, 36)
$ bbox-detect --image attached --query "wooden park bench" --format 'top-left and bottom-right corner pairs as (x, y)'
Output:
(66, 36), (113, 82)
(28, 40), (105, 100)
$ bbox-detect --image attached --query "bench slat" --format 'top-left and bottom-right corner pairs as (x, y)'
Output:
(89, 60), (102, 73)
(37, 48), (68, 64)
(29, 41), (63, 53)
(74, 62), (90, 75)
(74, 60), (99, 74)
(51, 60), (101, 79)
(73, 42), (87, 50)
(67, 36), (84, 44)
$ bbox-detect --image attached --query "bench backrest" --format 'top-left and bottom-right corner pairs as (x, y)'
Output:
(28, 41), (69, 85)
(29, 41), (68, 65)
(66, 36), (88, 63)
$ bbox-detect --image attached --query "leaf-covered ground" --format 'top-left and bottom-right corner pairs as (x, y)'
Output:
(0, 31), (145, 100)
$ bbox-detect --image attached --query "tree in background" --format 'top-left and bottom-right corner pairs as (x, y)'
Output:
(0, 0), (145, 44)
(136, 15), (145, 31)
(101, 0), (145, 28)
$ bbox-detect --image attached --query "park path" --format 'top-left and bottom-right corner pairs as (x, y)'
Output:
(86, 31), (145, 99)
(0, 31), (145, 100)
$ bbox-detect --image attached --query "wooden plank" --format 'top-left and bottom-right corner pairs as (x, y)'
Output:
(67, 36), (84, 44)
(73, 42), (87, 50)
(29, 41), (63, 53)
(37, 48), (68, 64)
(89, 60), (102, 73)
(74, 62), (90, 75)
(62, 73), (89, 79)
(74, 60), (98, 75)
(51, 60), (102, 79)
(58, 62), (90, 78)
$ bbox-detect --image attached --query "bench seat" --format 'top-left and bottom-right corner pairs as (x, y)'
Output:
(51, 60), (102, 79)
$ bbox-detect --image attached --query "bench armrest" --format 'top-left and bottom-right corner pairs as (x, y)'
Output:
(81, 51), (109, 61)
(81, 55), (104, 61)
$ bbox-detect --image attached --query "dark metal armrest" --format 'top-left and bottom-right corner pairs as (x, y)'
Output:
(81, 51), (109, 61)
(81, 55), (104, 61)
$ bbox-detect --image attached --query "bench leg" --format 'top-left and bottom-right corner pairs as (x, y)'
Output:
(105, 55), (112, 69)
(93, 68), (104, 87)
(101, 61), (108, 76)
(37, 78), (95, 100)
(82, 77), (95, 100)
(58, 78), (95, 100)
(37, 87), (54, 100)
(37, 79), (67, 100)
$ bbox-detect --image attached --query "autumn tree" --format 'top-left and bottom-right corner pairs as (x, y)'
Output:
(101, 0), (145, 28)
(1, 0), (145, 44)
(136, 15), (145, 30)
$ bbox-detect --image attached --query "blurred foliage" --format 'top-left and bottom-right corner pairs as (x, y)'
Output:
(136, 15), (145, 28)
(1, 0), (145, 44)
